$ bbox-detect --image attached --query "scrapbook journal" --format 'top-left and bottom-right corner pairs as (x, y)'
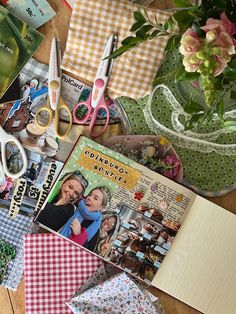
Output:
(0, 5), (44, 101)
(35, 136), (236, 314)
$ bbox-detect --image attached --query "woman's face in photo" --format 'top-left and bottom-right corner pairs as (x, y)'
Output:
(61, 178), (83, 201)
(102, 216), (116, 232)
(86, 189), (104, 212)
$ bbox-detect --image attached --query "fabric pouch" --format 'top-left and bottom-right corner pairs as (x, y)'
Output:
(66, 269), (164, 314)
(61, 0), (170, 99)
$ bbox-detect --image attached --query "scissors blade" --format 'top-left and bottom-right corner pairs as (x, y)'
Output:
(95, 34), (117, 80)
(48, 37), (62, 110)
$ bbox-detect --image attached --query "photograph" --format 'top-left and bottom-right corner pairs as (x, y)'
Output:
(0, 148), (63, 216)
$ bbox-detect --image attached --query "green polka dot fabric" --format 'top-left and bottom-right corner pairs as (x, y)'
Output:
(117, 49), (236, 196)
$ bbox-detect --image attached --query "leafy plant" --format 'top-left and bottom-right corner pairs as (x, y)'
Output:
(109, 0), (236, 130)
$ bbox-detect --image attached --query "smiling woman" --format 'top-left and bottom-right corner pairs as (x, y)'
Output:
(36, 171), (88, 231)
(60, 187), (111, 247)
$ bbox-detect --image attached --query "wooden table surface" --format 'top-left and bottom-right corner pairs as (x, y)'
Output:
(1, 1), (236, 313)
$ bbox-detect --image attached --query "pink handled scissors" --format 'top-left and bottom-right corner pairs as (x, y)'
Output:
(73, 34), (117, 138)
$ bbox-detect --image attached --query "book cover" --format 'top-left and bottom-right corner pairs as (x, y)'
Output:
(35, 136), (196, 284)
(0, 5), (44, 101)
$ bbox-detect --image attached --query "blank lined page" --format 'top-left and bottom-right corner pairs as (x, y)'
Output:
(152, 197), (236, 314)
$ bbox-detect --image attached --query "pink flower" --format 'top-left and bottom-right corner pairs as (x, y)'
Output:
(179, 29), (201, 56)
(202, 12), (236, 40)
(201, 14), (236, 75)
(182, 54), (203, 72)
(162, 155), (181, 179)
(179, 29), (203, 72)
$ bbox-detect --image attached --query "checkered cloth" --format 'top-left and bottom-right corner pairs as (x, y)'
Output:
(0, 208), (33, 290)
(19, 58), (49, 87)
(61, 0), (170, 99)
(24, 233), (103, 314)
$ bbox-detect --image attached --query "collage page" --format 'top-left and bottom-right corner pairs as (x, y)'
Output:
(36, 136), (196, 284)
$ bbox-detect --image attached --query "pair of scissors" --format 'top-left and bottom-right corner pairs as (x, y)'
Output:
(73, 34), (117, 138)
(35, 37), (72, 139)
(0, 126), (27, 180)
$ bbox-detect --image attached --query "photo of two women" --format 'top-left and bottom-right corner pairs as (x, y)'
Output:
(36, 170), (120, 255)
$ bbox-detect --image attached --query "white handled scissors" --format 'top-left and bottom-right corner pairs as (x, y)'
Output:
(0, 126), (27, 180)
(35, 37), (72, 139)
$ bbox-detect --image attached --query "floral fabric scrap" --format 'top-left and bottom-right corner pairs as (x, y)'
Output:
(66, 272), (162, 314)
(0, 238), (16, 283)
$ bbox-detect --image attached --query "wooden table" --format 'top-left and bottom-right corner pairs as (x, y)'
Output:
(1, 1), (236, 313)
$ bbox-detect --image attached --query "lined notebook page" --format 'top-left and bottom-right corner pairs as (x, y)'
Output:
(152, 197), (236, 314)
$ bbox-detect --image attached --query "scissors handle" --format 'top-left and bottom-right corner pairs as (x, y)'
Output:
(89, 95), (110, 138)
(55, 97), (73, 139)
(0, 129), (27, 179)
(35, 99), (53, 128)
(73, 94), (92, 124)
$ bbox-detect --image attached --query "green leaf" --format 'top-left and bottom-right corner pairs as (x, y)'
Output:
(136, 25), (153, 39)
(133, 11), (146, 22)
(226, 0), (236, 23)
(203, 107), (214, 121)
(230, 90), (236, 100)
(175, 64), (200, 82)
(223, 120), (236, 131)
(173, 10), (194, 32)
(165, 35), (181, 51)
(130, 20), (146, 32)
(149, 30), (159, 39)
(216, 99), (225, 121)
(107, 45), (134, 59)
(223, 58), (236, 78)
(223, 68), (236, 79)
(185, 113), (204, 130)
(121, 36), (142, 46)
(184, 101), (204, 114)
(173, 0), (192, 7)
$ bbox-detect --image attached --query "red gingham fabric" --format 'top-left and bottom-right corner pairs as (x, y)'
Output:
(24, 233), (103, 314)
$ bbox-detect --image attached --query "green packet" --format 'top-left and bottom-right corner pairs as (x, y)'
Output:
(0, 5), (44, 100)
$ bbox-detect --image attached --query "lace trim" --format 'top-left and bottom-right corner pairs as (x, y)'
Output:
(143, 84), (236, 155)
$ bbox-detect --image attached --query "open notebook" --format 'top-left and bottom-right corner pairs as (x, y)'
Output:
(35, 136), (236, 314)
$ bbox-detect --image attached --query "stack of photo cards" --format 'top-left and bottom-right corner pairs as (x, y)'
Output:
(0, 5), (44, 102)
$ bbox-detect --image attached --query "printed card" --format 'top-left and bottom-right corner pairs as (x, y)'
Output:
(0, 0), (56, 29)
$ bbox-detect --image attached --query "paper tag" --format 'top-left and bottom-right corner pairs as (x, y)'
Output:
(136, 251), (145, 259)
(144, 211), (152, 218)
(154, 261), (161, 268)
(34, 161), (60, 216)
(143, 232), (152, 240)
(154, 246), (167, 255)
(9, 178), (27, 218)
(122, 222), (131, 229)
(113, 239), (122, 247)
